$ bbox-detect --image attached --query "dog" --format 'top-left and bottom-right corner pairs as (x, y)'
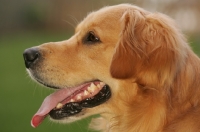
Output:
(23, 4), (200, 132)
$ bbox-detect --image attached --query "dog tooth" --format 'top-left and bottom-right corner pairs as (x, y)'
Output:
(56, 103), (63, 109)
(100, 82), (105, 86)
(70, 99), (75, 102)
(87, 86), (91, 90)
(84, 90), (89, 96)
(88, 86), (95, 93)
(77, 95), (82, 101)
(90, 83), (96, 88)
(91, 83), (98, 90)
(87, 86), (92, 92)
(97, 84), (101, 89)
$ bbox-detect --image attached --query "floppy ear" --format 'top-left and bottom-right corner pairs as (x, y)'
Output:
(110, 9), (187, 81)
(110, 10), (146, 79)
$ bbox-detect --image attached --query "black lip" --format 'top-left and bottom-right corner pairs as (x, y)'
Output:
(49, 85), (111, 120)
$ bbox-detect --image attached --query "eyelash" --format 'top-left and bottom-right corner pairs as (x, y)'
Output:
(84, 31), (100, 44)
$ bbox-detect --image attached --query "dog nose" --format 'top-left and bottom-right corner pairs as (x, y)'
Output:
(23, 47), (40, 68)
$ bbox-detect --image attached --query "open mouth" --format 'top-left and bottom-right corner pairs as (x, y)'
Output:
(31, 81), (111, 128)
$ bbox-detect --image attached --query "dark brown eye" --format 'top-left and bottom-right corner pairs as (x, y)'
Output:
(84, 31), (100, 44)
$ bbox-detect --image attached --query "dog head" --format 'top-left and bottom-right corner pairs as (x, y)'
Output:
(23, 4), (188, 131)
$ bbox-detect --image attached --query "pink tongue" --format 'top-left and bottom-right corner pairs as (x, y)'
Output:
(31, 88), (74, 128)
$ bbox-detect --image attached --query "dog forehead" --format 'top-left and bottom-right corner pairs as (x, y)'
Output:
(75, 4), (133, 32)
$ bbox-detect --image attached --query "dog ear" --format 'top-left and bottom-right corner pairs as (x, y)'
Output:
(110, 10), (186, 81)
(110, 10), (146, 79)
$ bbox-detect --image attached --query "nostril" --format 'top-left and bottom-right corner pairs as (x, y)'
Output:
(23, 47), (40, 68)
(24, 50), (39, 62)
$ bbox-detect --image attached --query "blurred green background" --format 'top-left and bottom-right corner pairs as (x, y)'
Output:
(0, 0), (199, 132)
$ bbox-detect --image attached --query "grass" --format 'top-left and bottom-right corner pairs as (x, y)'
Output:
(0, 30), (199, 132)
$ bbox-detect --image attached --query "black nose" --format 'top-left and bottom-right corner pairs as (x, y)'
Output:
(23, 47), (40, 68)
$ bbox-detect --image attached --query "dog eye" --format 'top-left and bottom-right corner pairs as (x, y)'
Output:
(84, 31), (100, 44)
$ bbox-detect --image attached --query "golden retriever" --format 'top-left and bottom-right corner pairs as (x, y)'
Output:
(23, 4), (200, 132)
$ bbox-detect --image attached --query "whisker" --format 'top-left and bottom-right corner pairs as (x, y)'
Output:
(63, 19), (76, 29)
(68, 15), (79, 25)
(63, 15), (80, 29)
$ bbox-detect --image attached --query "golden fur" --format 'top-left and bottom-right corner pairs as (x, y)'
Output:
(30, 4), (200, 132)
